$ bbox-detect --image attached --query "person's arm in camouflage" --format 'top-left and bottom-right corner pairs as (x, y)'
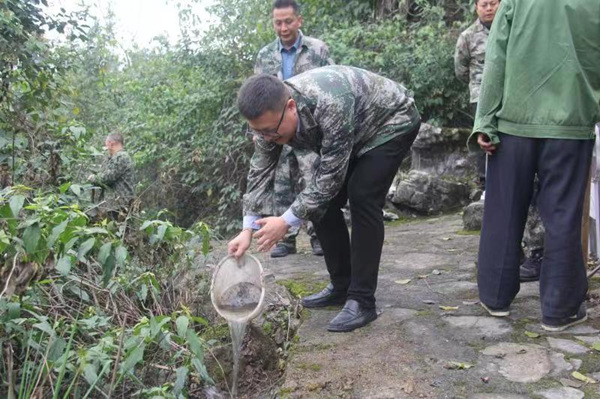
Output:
(288, 95), (354, 222)
(320, 43), (334, 66)
(90, 154), (125, 187)
(254, 49), (266, 75)
(454, 32), (470, 84)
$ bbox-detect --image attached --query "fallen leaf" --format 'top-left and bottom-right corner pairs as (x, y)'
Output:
(494, 353), (506, 359)
(445, 361), (473, 370)
(560, 378), (583, 388)
(439, 305), (459, 311)
(592, 342), (600, 352)
(442, 237), (452, 241)
(572, 371), (597, 384)
(422, 299), (436, 305)
(418, 274), (429, 279)
(480, 376), (490, 383)
(462, 301), (479, 306)
(400, 379), (415, 394)
(395, 279), (412, 285)
(517, 349), (527, 354)
(525, 331), (540, 338)
(432, 269), (442, 275)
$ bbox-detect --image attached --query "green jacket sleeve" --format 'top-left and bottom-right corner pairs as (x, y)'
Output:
(469, 0), (513, 150)
(242, 138), (282, 216)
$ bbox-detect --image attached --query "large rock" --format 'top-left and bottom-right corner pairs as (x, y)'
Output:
(411, 123), (477, 179)
(463, 200), (484, 230)
(391, 170), (470, 214)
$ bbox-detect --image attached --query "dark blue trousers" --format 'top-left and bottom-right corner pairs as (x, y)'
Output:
(478, 133), (594, 319)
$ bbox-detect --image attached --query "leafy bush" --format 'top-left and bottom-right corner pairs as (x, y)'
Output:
(0, 185), (219, 398)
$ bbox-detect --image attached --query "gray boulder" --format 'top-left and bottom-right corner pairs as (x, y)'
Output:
(463, 199), (484, 230)
(390, 170), (470, 215)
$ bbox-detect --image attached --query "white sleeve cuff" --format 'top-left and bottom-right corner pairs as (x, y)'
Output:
(243, 215), (261, 230)
(282, 208), (303, 227)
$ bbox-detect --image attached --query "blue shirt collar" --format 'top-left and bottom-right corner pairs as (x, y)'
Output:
(278, 30), (304, 53)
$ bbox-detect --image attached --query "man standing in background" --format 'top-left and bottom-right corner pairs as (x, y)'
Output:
(473, 0), (599, 331)
(88, 133), (135, 220)
(254, 0), (333, 258)
(455, 0), (545, 282)
(454, 0), (500, 192)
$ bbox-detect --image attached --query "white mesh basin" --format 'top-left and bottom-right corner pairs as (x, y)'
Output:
(210, 254), (265, 323)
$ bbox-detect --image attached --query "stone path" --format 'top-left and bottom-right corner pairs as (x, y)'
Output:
(261, 213), (600, 398)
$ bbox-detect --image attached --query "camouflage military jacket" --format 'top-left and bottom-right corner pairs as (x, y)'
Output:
(92, 150), (135, 207)
(454, 19), (490, 103)
(243, 66), (421, 222)
(254, 31), (333, 79)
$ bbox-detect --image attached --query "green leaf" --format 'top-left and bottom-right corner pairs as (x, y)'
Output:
(114, 245), (127, 266)
(23, 223), (41, 255)
(139, 220), (154, 231)
(186, 330), (204, 360)
(48, 219), (68, 248)
(101, 254), (116, 287)
(173, 367), (188, 396)
(592, 342), (600, 352)
(56, 256), (71, 275)
(98, 242), (112, 265)
(9, 195), (25, 218)
(70, 184), (81, 196)
(47, 337), (67, 362)
(59, 182), (71, 194)
(121, 344), (145, 375)
(175, 316), (189, 338)
(525, 331), (540, 338)
(68, 285), (90, 301)
(83, 363), (98, 385)
(77, 237), (95, 261)
(33, 320), (56, 338)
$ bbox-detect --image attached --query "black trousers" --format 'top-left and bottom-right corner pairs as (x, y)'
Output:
(313, 124), (420, 308)
(478, 133), (594, 319)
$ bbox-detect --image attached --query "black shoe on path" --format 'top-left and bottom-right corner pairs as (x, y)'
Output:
(301, 283), (347, 308)
(310, 237), (324, 256)
(519, 249), (543, 282)
(542, 304), (588, 332)
(327, 299), (378, 332)
(270, 243), (297, 258)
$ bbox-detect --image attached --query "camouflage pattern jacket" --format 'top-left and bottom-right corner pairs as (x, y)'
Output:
(243, 66), (421, 222)
(92, 150), (135, 209)
(254, 31), (333, 79)
(454, 19), (490, 103)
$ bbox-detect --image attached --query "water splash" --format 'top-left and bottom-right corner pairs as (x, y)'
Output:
(229, 321), (247, 398)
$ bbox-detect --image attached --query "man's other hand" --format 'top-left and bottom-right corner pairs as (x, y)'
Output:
(477, 133), (497, 155)
(253, 217), (290, 252)
(228, 229), (253, 259)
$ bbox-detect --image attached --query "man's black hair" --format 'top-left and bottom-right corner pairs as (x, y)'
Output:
(272, 0), (300, 14)
(237, 74), (289, 120)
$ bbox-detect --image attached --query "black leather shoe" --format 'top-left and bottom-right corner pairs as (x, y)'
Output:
(310, 237), (324, 256)
(327, 299), (377, 332)
(519, 249), (543, 282)
(301, 283), (347, 308)
(270, 243), (297, 258)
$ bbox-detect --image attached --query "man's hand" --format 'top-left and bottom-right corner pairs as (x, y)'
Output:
(228, 229), (253, 259)
(477, 133), (497, 155)
(253, 217), (290, 252)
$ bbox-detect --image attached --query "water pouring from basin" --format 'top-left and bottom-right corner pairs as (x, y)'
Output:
(211, 254), (265, 398)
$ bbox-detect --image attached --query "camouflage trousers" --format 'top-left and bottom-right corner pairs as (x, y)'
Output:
(274, 145), (319, 247)
(523, 178), (545, 255)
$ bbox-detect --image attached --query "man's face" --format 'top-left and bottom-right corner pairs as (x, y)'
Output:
(476, 0), (500, 24)
(105, 139), (117, 155)
(248, 99), (298, 146)
(272, 6), (302, 47)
